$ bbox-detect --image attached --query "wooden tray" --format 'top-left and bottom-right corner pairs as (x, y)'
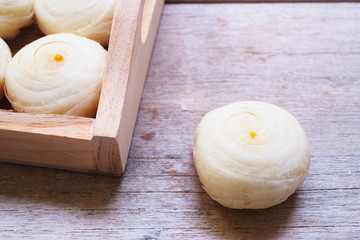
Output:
(0, 0), (164, 175)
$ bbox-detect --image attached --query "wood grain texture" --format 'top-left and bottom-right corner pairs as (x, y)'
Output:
(0, 110), (93, 139)
(166, 0), (360, 3)
(93, 0), (165, 175)
(1, 2), (360, 239)
(0, 111), (96, 171)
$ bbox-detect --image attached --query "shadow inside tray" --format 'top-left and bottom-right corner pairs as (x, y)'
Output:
(0, 162), (122, 209)
(0, 97), (13, 110)
(5, 23), (45, 55)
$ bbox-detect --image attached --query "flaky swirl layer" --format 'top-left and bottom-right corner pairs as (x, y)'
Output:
(194, 101), (311, 209)
(5, 33), (107, 117)
(0, 38), (11, 99)
(0, 0), (34, 39)
(34, 0), (116, 45)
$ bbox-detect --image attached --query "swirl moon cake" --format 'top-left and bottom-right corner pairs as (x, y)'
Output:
(4, 33), (107, 117)
(193, 101), (311, 209)
(0, 0), (34, 39)
(34, 0), (116, 45)
(0, 38), (11, 99)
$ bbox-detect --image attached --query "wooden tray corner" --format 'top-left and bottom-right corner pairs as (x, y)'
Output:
(0, 0), (164, 175)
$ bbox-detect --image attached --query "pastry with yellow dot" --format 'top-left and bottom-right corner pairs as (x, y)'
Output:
(4, 33), (107, 117)
(193, 101), (311, 209)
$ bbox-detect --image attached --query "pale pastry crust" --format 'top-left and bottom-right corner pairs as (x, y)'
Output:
(193, 101), (311, 209)
(0, 38), (11, 99)
(34, 0), (116, 46)
(5, 33), (107, 117)
(0, 0), (34, 39)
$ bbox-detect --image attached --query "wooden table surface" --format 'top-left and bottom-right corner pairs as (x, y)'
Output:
(1, 2), (360, 239)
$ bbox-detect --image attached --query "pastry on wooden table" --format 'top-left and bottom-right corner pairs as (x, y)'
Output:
(34, 0), (116, 45)
(193, 101), (311, 209)
(0, 0), (34, 39)
(5, 33), (107, 117)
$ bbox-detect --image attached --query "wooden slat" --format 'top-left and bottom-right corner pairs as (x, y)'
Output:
(0, 110), (94, 139)
(0, 111), (96, 171)
(93, 0), (165, 175)
(1, 3), (360, 239)
(166, 0), (360, 3)
(0, 163), (359, 238)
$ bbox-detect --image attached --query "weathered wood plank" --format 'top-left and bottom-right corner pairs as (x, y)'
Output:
(0, 163), (359, 238)
(1, 156), (358, 194)
(166, 0), (360, 3)
(1, 3), (360, 240)
(2, 228), (358, 240)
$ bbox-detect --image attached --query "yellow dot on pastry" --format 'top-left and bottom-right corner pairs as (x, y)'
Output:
(53, 54), (64, 62)
(249, 131), (256, 139)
